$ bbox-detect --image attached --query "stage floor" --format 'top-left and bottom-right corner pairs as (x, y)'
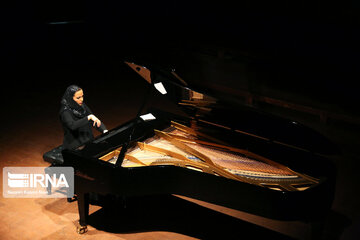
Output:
(0, 74), (358, 240)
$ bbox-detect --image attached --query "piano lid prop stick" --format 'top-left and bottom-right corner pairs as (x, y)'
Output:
(115, 77), (154, 167)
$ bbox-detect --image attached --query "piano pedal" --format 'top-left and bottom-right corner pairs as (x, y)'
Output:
(76, 224), (88, 234)
(67, 195), (78, 203)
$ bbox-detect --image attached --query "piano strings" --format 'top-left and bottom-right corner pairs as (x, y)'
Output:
(99, 121), (319, 192)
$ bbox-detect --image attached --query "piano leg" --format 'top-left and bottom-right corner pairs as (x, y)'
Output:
(76, 192), (89, 234)
(310, 219), (325, 240)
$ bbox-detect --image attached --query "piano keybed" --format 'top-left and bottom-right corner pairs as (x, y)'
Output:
(99, 122), (318, 192)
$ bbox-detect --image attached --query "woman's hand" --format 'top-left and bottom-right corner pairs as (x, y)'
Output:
(88, 114), (101, 127)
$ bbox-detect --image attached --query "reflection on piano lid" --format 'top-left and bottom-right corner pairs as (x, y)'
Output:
(125, 61), (339, 155)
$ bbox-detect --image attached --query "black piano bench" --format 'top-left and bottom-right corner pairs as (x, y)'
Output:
(43, 145), (75, 202)
(43, 145), (64, 166)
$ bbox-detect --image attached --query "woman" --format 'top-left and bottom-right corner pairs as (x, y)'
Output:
(60, 85), (108, 150)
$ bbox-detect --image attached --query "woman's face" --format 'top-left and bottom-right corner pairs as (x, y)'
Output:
(73, 89), (84, 106)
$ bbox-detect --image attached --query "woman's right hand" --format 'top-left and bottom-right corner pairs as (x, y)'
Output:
(88, 114), (101, 127)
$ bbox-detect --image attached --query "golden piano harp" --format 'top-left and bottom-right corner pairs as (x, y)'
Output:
(100, 120), (318, 192)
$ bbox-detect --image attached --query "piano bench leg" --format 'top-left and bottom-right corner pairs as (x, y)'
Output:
(47, 183), (52, 195)
(77, 193), (89, 233)
(44, 167), (52, 195)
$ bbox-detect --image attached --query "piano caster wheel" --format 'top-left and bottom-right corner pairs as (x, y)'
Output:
(77, 225), (88, 234)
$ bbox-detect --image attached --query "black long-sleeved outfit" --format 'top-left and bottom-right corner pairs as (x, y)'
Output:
(60, 104), (106, 150)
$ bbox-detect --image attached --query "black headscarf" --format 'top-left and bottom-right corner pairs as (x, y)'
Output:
(59, 85), (88, 118)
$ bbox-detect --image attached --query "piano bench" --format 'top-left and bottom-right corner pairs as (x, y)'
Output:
(43, 145), (66, 197)
(43, 145), (64, 165)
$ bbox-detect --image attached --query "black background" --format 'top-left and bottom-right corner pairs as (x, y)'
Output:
(1, 1), (360, 239)
(2, 0), (360, 112)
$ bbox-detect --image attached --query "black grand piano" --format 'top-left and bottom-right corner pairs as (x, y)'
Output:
(43, 61), (337, 238)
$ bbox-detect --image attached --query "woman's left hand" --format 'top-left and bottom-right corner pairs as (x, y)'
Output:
(96, 120), (101, 127)
(88, 114), (101, 127)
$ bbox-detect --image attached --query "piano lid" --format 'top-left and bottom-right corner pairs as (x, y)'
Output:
(125, 61), (338, 155)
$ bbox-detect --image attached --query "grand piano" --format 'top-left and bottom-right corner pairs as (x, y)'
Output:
(43, 60), (337, 237)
